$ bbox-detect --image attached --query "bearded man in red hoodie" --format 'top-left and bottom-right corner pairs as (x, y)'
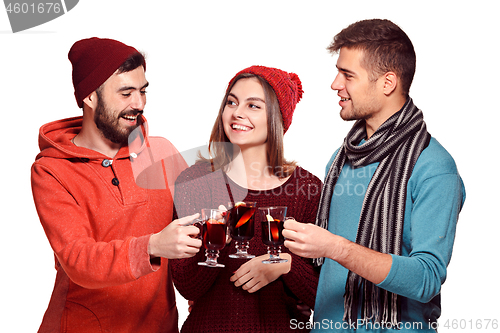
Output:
(31, 37), (201, 333)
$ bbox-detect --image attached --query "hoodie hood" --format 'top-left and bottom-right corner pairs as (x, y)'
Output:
(36, 115), (149, 161)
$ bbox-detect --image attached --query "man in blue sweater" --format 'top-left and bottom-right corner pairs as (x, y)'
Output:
(283, 19), (465, 332)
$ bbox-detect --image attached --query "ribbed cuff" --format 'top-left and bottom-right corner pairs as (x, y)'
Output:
(129, 234), (161, 279)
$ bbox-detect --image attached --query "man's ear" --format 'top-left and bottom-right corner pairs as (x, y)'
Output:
(382, 72), (398, 96)
(83, 91), (98, 110)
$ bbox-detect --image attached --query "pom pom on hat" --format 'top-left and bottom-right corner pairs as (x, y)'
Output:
(68, 37), (144, 108)
(227, 65), (304, 133)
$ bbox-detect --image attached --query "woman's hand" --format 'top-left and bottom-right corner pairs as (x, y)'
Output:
(230, 253), (291, 293)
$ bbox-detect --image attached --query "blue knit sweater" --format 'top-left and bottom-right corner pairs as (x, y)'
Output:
(311, 137), (465, 332)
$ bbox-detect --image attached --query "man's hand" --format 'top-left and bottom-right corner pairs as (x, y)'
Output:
(148, 213), (202, 259)
(230, 254), (291, 293)
(283, 219), (336, 259)
(283, 219), (392, 284)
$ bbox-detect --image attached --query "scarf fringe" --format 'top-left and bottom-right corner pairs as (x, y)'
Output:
(344, 277), (402, 330)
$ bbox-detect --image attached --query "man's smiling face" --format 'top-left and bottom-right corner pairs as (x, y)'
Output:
(94, 66), (149, 144)
(330, 47), (384, 122)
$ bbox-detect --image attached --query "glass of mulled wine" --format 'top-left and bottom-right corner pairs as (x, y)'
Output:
(198, 208), (228, 268)
(259, 206), (289, 264)
(228, 201), (257, 259)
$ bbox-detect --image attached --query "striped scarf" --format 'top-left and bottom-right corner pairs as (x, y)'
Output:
(313, 98), (430, 327)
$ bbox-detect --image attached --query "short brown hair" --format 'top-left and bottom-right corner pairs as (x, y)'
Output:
(327, 19), (416, 96)
(117, 51), (146, 74)
(201, 73), (296, 178)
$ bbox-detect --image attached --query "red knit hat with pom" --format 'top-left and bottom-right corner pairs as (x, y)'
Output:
(227, 65), (304, 133)
(68, 37), (145, 108)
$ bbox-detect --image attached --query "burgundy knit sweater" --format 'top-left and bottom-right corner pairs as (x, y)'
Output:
(170, 162), (322, 333)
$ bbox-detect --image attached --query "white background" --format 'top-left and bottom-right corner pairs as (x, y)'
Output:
(1, 1), (498, 331)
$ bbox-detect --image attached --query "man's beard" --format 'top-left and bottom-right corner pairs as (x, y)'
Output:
(339, 85), (380, 122)
(340, 101), (373, 122)
(94, 93), (143, 144)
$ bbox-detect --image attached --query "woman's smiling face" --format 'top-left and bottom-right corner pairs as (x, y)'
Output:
(222, 77), (268, 149)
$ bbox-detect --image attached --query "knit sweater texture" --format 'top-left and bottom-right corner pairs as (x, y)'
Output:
(170, 162), (322, 333)
(31, 116), (187, 332)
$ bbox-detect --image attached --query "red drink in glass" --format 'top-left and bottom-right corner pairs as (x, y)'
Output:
(262, 217), (285, 246)
(258, 206), (288, 264)
(198, 209), (227, 268)
(228, 201), (257, 259)
(203, 219), (226, 250)
(228, 202), (256, 240)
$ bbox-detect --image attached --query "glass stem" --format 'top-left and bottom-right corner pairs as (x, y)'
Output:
(205, 249), (220, 264)
(267, 246), (281, 259)
(235, 241), (250, 254)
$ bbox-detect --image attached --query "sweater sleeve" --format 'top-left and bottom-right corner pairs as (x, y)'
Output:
(170, 247), (231, 301)
(280, 169), (322, 308)
(31, 163), (157, 289)
(282, 242), (320, 309)
(377, 173), (465, 302)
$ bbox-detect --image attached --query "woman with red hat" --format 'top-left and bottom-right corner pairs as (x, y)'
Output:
(170, 66), (322, 332)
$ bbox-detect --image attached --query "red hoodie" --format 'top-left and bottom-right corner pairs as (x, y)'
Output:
(31, 116), (187, 332)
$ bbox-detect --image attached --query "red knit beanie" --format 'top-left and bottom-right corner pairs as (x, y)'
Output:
(227, 65), (304, 133)
(68, 37), (145, 108)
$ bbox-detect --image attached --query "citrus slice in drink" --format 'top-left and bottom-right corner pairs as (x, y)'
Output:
(265, 214), (280, 241)
(235, 209), (255, 228)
